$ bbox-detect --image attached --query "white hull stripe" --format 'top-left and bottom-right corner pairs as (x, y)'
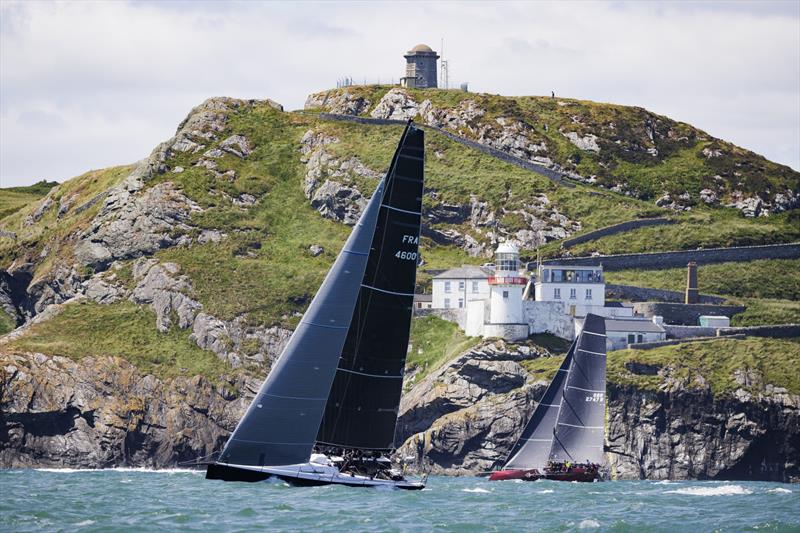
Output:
(381, 204), (421, 215)
(567, 385), (605, 393)
(361, 284), (415, 297)
(558, 422), (604, 429)
(338, 367), (403, 379)
(582, 330), (606, 338)
(522, 438), (552, 442)
(537, 403), (560, 408)
(578, 348), (606, 356)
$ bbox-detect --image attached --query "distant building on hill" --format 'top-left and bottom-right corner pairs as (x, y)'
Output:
(400, 44), (439, 89)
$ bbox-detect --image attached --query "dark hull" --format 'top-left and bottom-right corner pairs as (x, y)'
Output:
(487, 468), (601, 483)
(205, 463), (424, 490)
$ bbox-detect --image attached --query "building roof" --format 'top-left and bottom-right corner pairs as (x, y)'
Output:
(434, 265), (494, 280)
(605, 302), (632, 308)
(413, 294), (432, 302)
(410, 43), (434, 53)
(603, 318), (665, 333)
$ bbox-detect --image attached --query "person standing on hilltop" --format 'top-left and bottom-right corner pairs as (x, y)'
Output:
(551, 90), (555, 98)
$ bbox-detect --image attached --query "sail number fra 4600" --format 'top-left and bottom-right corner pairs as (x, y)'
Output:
(395, 235), (419, 261)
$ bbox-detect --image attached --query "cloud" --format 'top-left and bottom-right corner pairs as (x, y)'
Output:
(1, 0), (798, 187)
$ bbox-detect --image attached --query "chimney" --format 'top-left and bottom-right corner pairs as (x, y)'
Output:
(685, 261), (699, 304)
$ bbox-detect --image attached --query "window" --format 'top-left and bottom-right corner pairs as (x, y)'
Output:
(472, 281), (479, 293)
(444, 281), (451, 293)
(569, 288), (576, 299)
(627, 334), (636, 344)
(497, 252), (518, 272)
(444, 298), (451, 309)
(554, 288), (561, 300)
(458, 281), (465, 291)
(503, 290), (509, 298)
(585, 289), (592, 300)
(458, 298), (464, 308)
(637, 334), (643, 343)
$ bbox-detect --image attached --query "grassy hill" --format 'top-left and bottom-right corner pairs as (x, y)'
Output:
(1, 88), (798, 380)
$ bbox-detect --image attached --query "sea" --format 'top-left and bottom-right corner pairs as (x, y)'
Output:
(1, 469), (798, 532)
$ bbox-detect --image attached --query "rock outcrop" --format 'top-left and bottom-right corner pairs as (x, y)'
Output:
(299, 129), (381, 225)
(0, 352), (248, 468)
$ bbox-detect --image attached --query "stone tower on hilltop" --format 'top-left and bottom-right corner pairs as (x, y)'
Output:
(400, 44), (439, 89)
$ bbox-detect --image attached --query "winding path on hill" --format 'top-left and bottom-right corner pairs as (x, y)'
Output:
(311, 112), (576, 187)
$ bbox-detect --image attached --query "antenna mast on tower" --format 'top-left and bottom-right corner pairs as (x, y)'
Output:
(440, 38), (449, 89)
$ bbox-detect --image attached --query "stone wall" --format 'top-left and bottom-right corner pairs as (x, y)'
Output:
(663, 325), (719, 339)
(524, 300), (575, 340)
(633, 302), (747, 325)
(482, 323), (529, 342)
(626, 334), (747, 351)
(415, 307), (468, 329)
(562, 218), (674, 248)
(606, 284), (726, 304)
(718, 324), (800, 338)
(545, 243), (800, 271)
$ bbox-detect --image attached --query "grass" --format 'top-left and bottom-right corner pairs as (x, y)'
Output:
(0, 309), (16, 336)
(559, 209), (800, 256)
(605, 258), (800, 301)
(406, 315), (480, 387)
(7, 300), (232, 381)
(727, 298), (800, 326)
(608, 337), (800, 396)
(0, 180), (59, 219)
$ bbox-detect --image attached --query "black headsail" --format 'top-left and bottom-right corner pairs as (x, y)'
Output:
(503, 340), (575, 471)
(209, 122), (420, 477)
(548, 313), (607, 465)
(316, 123), (425, 451)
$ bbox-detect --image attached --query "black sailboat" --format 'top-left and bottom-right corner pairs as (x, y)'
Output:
(205, 121), (426, 489)
(489, 314), (607, 482)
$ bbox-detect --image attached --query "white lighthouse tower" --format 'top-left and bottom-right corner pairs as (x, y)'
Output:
(483, 242), (529, 341)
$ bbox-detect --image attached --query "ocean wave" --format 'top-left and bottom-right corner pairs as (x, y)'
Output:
(462, 487), (491, 493)
(767, 487), (792, 494)
(579, 519), (600, 529)
(654, 480), (678, 485)
(665, 485), (752, 496)
(74, 520), (96, 527)
(536, 489), (555, 494)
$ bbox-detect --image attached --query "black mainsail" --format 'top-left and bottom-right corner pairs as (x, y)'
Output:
(549, 313), (607, 465)
(495, 313), (607, 474)
(316, 123), (424, 451)
(504, 342), (574, 471)
(208, 122), (423, 479)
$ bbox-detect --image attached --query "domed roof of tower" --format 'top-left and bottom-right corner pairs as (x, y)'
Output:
(495, 242), (519, 255)
(410, 43), (434, 53)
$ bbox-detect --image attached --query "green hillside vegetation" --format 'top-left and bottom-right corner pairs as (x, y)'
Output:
(556, 209), (800, 256)
(0, 180), (59, 219)
(608, 337), (800, 396)
(1, 90), (798, 387)
(406, 315), (480, 387)
(605, 259), (800, 301)
(521, 336), (800, 396)
(309, 85), (799, 201)
(6, 300), (231, 380)
(727, 298), (800, 327)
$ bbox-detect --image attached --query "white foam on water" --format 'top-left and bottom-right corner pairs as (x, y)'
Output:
(36, 467), (202, 475)
(654, 480), (678, 485)
(74, 520), (96, 527)
(665, 485), (753, 496)
(579, 519), (600, 529)
(767, 487), (792, 494)
(462, 487), (491, 493)
(536, 489), (555, 494)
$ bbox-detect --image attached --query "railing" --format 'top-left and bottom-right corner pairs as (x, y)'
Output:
(488, 276), (528, 285)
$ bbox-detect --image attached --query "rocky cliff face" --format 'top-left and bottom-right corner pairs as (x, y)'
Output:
(395, 341), (800, 482)
(0, 351), (249, 468)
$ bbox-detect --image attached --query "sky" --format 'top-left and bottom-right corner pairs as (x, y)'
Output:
(1, 0), (798, 187)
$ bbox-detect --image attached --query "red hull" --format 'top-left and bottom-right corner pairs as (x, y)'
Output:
(488, 469), (541, 481)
